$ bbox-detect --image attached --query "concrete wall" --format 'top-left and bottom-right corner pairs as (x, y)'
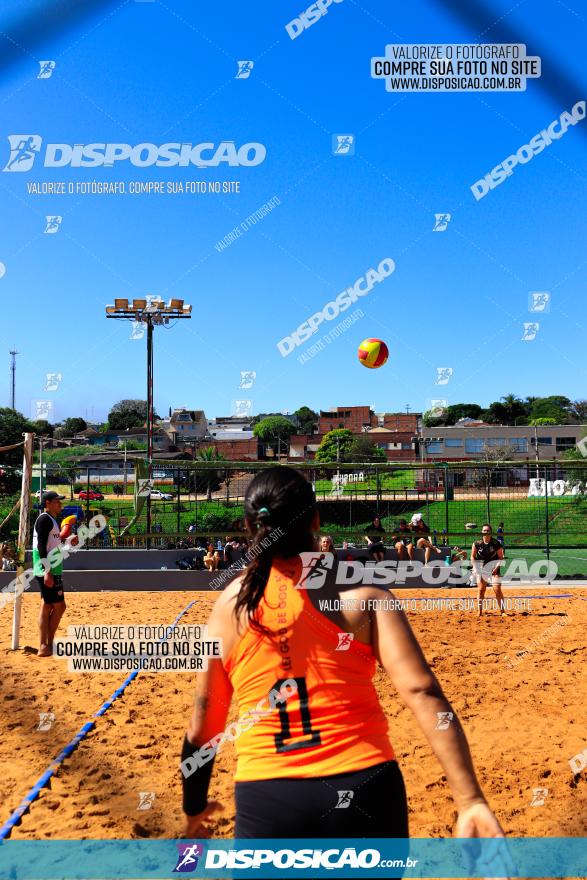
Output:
(0, 546), (455, 593)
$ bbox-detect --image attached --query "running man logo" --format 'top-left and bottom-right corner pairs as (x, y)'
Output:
(236, 61), (254, 79)
(34, 400), (53, 421)
(173, 843), (204, 873)
(336, 632), (354, 651)
(530, 787), (549, 807)
(435, 367), (453, 385)
(335, 790), (354, 808)
(435, 711), (454, 730)
(137, 791), (156, 811)
(429, 398), (448, 418)
(44, 216), (62, 234)
(44, 373), (63, 392)
(38, 60), (56, 79)
(239, 370), (256, 389)
(137, 477), (153, 497)
(295, 551), (334, 589)
(233, 399), (252, 417)
(37, 712), (55, 731)
(529, 291), (551, 313)
(433, 213), (451, 231)
(4, 135), (42, 172)
(522, 322), (540, 341)
(332, 134), (355, 156)
(129, 321), (145, 340)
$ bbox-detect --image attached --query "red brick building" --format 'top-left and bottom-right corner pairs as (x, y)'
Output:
(318, 406), (373, 434)
(205, 438), (258, 461)
(371, 412), (418, 432)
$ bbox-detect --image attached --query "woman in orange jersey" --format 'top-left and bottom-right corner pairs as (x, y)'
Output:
(181, 466), (503, 841)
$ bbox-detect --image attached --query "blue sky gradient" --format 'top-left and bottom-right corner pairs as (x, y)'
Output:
(1, 0), (585, 423)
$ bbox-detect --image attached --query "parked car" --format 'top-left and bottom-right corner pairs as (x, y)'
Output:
(149, 490), (173, 500)
(33, 488), (61, 499)
(78, 490), (104, 501)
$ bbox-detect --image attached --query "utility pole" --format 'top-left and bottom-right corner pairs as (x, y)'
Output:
(9, 349), (18, 409)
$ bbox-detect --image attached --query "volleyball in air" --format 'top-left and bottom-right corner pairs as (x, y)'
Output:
(357, 338), (388, 369)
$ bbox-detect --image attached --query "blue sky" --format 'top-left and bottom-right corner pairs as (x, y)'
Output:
(0, 0), (585, 424)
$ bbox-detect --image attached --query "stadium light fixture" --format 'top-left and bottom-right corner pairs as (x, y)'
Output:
(105, 295), (192, 545)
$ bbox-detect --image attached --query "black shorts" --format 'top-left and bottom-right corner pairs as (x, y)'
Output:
(235, 759), (408, 839)
(368, 541), (385, 557)
(37, 575), (65, 604)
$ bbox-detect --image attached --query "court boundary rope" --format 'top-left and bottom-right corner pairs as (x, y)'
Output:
(0, 598), (198, 839)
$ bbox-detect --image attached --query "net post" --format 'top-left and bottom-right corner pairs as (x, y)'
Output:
(11, 432), (34, 651)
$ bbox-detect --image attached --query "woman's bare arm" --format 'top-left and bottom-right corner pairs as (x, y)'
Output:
(370, 592), (503, 835)
(186, 580), (242, 745)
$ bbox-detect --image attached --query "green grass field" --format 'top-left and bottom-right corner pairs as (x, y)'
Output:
(2, 489), (586, 577)
(314, 470), (416, 495)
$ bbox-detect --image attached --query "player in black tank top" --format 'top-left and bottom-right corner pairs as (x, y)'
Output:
(471, 524), (505, 617)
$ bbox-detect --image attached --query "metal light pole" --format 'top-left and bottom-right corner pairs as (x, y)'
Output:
(146, 315), (154, 538)
(106, 297), (192, 547)
(9, 349), (18, 409)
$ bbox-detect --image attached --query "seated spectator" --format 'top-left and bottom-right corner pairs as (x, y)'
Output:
(364, 516), (386, 563)
(224, 536), (241, 566)
(1, 542), (16, 571)
(203, 543), (219, 571)
(319, 535), (335, 554)
(409, 514), (438, 565)
(390, 519), (413, 561)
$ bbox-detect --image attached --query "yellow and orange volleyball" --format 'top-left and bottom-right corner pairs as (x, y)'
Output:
(357, 338), (388, 369)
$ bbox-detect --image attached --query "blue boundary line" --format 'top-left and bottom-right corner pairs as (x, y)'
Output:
(0, 598), (198, 840)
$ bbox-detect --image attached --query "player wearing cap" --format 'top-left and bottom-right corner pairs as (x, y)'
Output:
(32, 491), (70, 657)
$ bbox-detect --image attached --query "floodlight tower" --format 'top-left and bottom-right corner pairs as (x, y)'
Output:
(105, 297), (192, 545)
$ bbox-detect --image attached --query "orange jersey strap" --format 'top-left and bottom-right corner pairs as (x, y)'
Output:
(224, 556), (394, 781)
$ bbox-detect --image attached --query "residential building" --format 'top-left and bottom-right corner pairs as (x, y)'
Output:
(420, 422), (583, 462)
(371, 412), (420, 432)
(208, 415), (253, 435)
(318, 406), (372, 434)
(288, 428), (416, 461)
(207, 438), (258, 461)
(162, 409), (207, 445)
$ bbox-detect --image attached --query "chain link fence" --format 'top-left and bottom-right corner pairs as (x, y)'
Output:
(1, 459), (586, 577)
